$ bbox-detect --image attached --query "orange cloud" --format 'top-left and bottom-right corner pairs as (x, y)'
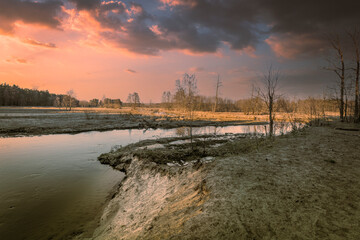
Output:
(189, 66), (205, 72)
(240, 46), (258, 58)
(126, 4), (143, 15)
(22, 38), (57, 48)
(265, 34), (325, 59)
(160, 0), (196, 8)
(150, 25), (162, 35)
(6, 57), (28, 64)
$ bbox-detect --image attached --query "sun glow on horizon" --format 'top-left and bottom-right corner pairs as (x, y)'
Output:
(0, 0), (341, 102)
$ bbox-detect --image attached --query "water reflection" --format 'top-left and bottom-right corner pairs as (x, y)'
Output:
(174, 122), (302, 138)
(0, 122), (302, 239)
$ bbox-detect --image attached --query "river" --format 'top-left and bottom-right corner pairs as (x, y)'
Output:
(0, 123), (298, 239)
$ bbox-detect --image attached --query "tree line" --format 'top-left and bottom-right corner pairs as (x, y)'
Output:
(160, 75), (338, 116)
(0, 79), (343, 119)
(80, 98), (123, 108)
(0, 83), (128, 110)
(0, 83), (79, 108)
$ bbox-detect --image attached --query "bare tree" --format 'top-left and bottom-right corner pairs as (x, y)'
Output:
(250, 84), (263, 114)
(175, 73), (198, 149)
(212, 74), (222, 112)
(161, 91), (172, 109)
(348, 28), (360, 121)
(127, 92), (140, 109)
(66, 89), (75, 111)
(326, 34), (346, 121)
(54, 96), (62, 109)
(256, 65), (280, 136)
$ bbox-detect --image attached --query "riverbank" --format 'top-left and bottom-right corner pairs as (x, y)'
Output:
(91, 121), (360, 239)
(0, 107), (267, 137)
(0, 107), (336, 137)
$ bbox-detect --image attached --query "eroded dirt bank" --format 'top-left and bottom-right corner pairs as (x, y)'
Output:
(91, 122), (360, 239)
(90, 157), (209, 240)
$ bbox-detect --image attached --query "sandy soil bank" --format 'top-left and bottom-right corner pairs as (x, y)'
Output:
(92, 121), (360, 239)
(0, 107), (265, 137)
(90, 157), (209, 240)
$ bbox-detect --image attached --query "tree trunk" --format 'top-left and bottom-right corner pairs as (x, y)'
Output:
(327, 34), (345, 121)
(340, 52), (345, 121)
(344, 94), (348, 122)
(269, 97), (274, 137)
(349, 29), (360, 122)
(356, 59), (359, 121)
(213, 74), (221, 112)
(355, 47), (360, 122)
(189, 108), (193, 151)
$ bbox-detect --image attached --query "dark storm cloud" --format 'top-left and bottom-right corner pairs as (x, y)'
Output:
(154, 0), (360, 57)
(93, 1), (127, 29)
(88, 0), (360, 56)
(1, 0), (359, 57)
(96, 0), (262, 55)
(68, 0), (101, 10)
(101, 20), (175, 55)
(0, 0), (63, 33)
(158, 0), (261, 52)
(95, 1), (185, 55)
(259, 0), (360, 57)
(261, 0), (360, 35)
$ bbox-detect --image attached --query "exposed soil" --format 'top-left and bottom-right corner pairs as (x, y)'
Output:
(92, 121), (360, 239)
(3, 107), (358, 239)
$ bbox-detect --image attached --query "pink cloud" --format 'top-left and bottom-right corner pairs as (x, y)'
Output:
(265, 33), (325, 59)
(241, 46), (258, 58)
(126, 4), (143, 16)
(159, 0), (196, 7)
(22, 38), (57, 48)
(189, 66), (205, 72)
(6, 57), (28, 64)
(150, 25), (162, 35)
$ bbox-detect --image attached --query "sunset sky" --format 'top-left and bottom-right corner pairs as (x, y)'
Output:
(0, 0), (359, 102)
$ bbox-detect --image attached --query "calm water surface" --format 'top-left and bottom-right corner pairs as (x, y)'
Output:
(0, 124), (297, 240)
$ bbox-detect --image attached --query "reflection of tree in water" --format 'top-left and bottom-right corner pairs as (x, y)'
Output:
(175, 123), (301, 138)
(253, 125), (258, 135)
(176, 126), (218, 137)
(213, 127), (219, 135)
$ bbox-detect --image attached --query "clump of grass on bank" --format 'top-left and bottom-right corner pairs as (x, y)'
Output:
(100, 134), (275, 166)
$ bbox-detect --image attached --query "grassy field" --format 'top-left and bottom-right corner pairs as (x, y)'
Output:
(0, 106), (339, 137)
(58, 106), (338, 122)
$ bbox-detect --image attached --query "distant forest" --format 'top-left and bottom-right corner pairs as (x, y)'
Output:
(0, 82), (342, 119)
(0, 83), (78, 107)
(0, 83), (122, 109)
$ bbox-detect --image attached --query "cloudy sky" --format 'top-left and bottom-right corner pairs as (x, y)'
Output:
(0, 0), (359, 102)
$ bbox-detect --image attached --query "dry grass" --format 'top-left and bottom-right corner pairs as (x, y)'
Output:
(0, 106), (339, 122)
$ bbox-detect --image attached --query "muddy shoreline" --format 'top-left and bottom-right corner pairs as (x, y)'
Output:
(0, 107), (266, 138)
(3, 107), (358, 239)
(91, 121), (360, 239)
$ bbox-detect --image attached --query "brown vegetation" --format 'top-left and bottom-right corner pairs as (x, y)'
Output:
(92, 121), (360, 239)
